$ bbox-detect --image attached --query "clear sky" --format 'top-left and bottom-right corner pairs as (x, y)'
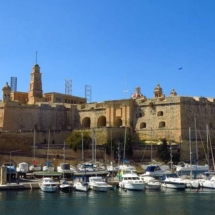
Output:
(1, 0), (215, 102)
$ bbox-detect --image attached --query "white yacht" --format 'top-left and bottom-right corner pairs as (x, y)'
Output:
(200, 176), (215, 189)
(161, 173), (186, 189)
(42, 161), (55, 172)
(39, 177), (58, 192)
(143, 165), (171, 177)
(88, 176), (110, 192)
(118, 164), (136, 172)
(77, 163), (95, 172)
(140, 175), (161, 190)
(119, 170), (146, 191)
(57, 163), (75, 174)
(74, 181), (90, 192)
(59, 179), (72, 192)
(175, 161), (209, 176)
(16, 162), (29, 174)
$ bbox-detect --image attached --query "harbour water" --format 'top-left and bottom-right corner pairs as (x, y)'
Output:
(1, 188), (215, 215)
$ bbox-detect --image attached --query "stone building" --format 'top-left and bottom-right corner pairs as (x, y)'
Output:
(1, 63), (215, 148)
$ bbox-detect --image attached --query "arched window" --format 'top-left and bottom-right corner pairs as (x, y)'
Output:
(115, 118), (122, 127)
(157, 111), (164, 116)
(82, 117), (91, 128)
(97, 116), (106, 127)
(159, 121), (165, 128)
(140, 122), (146, 129)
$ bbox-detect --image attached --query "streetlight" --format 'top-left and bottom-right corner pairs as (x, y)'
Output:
(9, 150), (21, 184)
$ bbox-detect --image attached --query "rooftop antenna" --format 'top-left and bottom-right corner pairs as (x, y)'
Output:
(123, 75), (128, 98)
(65, 79), (72, 95)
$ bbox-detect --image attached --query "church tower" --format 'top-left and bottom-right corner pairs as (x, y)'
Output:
(28, 63), (43, 104)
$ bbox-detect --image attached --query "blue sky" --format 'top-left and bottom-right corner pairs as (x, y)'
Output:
(1, 0), (215, 102)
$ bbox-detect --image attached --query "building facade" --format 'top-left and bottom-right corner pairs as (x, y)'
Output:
(1, 63), (215, 146)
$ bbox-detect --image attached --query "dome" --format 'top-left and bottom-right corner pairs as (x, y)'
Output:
(131, 86), (144, 99)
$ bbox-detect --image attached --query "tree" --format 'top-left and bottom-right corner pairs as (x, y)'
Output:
(66, 131), (91, 151)
(157, 138), (169, 162)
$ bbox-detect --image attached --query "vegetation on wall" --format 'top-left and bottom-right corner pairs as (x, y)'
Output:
(66, 131), (91, 151)
(157, 138), (180, 163)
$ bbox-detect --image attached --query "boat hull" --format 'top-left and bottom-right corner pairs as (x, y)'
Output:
(40, 184), (58, 192)
(119, 182), (145, 191)
(161, 182), (185, 189)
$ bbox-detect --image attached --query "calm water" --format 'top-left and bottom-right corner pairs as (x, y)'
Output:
(0, 188), (215, 215)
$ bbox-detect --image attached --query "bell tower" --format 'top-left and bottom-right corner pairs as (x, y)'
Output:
(28, 63), (43, 104)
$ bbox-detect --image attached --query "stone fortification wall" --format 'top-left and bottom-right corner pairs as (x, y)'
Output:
(134, 96), (182, 142)
(1, 101), (78, 132)
(0, 130), (71, 146)
(180, 96), (215, 141)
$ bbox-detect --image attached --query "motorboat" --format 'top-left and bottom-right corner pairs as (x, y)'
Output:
(143, 165), (171, 177)
(42, 161), (55, 172)
(4, 162), (17, 179)
(180, 175), (202, 189)
(57, 163), (75, 174)
(139, 175), (161, 190)
(29, 160), (41, 172)
(16, 162), (29, 174)
(118, 164), (136, 172)
(77, 163), (95, 172)
(175, 161), (209, 176)
(161, 173), (186, 189)
(59, 179), (72, 192)
(88, 176), (110, 192)
(39, 177), (58, 192)
(119, 170), (146, 191)
(200, 176), (215, 189)
(74, 181), (89, 192)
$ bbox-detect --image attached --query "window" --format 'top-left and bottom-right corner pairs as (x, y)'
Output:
(157, 111), (163, 116)
(140, 122), (146, 129)
(159, 121), (165, 128)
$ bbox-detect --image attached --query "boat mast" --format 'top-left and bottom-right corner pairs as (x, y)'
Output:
(189, 127), (193, 177)
(33, 129), (36, 160)
(47, 130), (50, 161)
(123, 126), (126, 163)
(111, 128), (113, 162)
(206, 124), (209, 167)
(208, 127), (215, 171)
(82, 132), (84, 162)
(150, 127), (152, 162)
(63, 140), (65, 179)
(194, 116), (198, 165)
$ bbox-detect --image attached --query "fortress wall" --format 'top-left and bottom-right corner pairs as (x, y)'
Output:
(2, 102), (78, 132)
(134, 97), (182, 142)
(0, 131), (72, 149)
(180, 97), (215, 141)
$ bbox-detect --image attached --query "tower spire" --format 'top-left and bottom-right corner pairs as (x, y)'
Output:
(36, 51), (37, 64)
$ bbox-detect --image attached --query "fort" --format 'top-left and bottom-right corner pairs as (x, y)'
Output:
(0, 62), (215, 162)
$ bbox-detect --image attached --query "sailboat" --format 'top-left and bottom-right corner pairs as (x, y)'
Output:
(58, 141), (72, 192)
(74, 132), (90, 192)
(29, 129), (41, 172)
(175, 127), (209, 176)
(42, 130), (54, 172)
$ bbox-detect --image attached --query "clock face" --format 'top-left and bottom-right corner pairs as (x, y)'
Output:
(35, 77), (40, 81)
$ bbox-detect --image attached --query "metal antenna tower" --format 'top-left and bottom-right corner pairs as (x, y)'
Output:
(85, 85), (92, 103)
(65, 79), (72, 95)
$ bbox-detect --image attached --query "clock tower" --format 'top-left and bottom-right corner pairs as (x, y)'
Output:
(28, 63), (43, 104)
